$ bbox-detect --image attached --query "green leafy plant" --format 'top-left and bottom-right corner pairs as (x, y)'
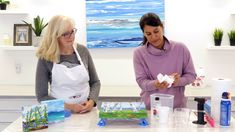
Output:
(228, 30), (235, 46)
(0, 0), (10, 4)
(0, 0), (10, 10)
(213, 28), (223, 40)
(228, 30), (235, 40)
(23, 15), (48, 36)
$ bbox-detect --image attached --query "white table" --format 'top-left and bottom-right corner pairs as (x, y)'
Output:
(3, 108), (235, 132)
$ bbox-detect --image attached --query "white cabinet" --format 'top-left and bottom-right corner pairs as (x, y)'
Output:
(0, 97), (38, 111)
(0, 96), (37, 131)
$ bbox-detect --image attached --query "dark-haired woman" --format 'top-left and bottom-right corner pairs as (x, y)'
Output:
(133, 12), (196, 109)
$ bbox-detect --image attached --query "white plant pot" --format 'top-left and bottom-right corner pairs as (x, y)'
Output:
(32, 36), (43, 47)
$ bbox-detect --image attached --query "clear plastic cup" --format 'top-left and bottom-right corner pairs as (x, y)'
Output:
(173, 108), (191, 127)
(150, 93), (174, 115)
(158, 106), (170, 123)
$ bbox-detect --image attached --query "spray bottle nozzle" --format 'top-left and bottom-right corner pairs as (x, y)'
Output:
(194, 97), (206, 104)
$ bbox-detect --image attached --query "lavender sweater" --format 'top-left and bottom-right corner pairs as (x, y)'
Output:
(133, 38), (196, 109)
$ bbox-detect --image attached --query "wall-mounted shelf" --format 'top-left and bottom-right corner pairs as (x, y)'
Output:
(207, 45), (235, 51)
(0, 45), (36, 51)
(0, 10), (28, 15)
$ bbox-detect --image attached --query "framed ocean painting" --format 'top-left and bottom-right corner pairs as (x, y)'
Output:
(86, 0), (165, 48)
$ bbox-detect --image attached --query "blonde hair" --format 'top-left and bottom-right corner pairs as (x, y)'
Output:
(36, 15), (75, 63)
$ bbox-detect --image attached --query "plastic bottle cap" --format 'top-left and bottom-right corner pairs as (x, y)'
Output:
(222, 92), (230, 99)
(155, 97), (159, 100)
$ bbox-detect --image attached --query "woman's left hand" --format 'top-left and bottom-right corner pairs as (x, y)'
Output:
(170, 73), (180, 86)
(79, 99), (95, 113)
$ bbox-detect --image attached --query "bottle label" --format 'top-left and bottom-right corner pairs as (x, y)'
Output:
(152, 101), (161, 119)
(220, 100), (231, 126)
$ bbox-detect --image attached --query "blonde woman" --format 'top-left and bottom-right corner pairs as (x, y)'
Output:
(36, 15), (100, 113)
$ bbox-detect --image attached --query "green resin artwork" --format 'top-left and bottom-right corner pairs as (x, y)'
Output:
(22, 104), (48, 131)
(99, 102), (148, 119)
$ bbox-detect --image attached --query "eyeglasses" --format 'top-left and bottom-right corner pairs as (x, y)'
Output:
(61, 28), (77, 39)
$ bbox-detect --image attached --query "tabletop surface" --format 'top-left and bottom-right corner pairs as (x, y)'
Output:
(3, 108), (235, 132)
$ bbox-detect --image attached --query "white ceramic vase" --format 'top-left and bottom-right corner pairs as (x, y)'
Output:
(32, 36), (42, 47)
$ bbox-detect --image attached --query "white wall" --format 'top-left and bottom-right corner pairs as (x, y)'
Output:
(0, 0), (235, 88)
(164, 0), (235, 85)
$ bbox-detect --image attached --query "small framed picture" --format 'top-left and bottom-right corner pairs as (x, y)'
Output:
(13, 24), (32, 46)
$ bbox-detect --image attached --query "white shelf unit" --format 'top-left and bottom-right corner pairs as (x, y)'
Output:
(0, 45), (36, 51)
(0, 10), (30, 51)
(0, 10), (28, 15)
(207, 45), (235, 51)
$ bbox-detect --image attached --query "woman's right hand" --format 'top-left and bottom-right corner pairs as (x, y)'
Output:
(65, 103), (85, 113)
(155, 80), (169, 89)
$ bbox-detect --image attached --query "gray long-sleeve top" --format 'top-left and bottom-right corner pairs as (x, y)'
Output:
(35, 44), (100, 105)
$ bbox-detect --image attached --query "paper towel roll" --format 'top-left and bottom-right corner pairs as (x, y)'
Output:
(211, 78), (232, 123)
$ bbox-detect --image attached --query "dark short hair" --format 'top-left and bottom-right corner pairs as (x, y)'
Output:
(139, 13), (163, 45)
(139, 12), (163, 32)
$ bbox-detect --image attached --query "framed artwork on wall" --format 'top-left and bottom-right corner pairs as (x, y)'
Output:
(13, 24), (32, 46)
(86, 0), (165, 48)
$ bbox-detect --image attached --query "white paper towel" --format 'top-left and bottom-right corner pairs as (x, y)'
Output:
(211, 78), (232, 123)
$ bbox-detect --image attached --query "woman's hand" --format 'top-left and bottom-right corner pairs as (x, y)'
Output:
(170, 73), (180, 86)
(65, 103), (84, 113)
(64, 100), (95, 113)
(155, 80), (169, 89)
(155, 73), (180, 89)
(79, 99), (95, 113)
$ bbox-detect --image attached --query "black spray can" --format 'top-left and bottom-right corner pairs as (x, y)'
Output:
(220, 92), (231, 126)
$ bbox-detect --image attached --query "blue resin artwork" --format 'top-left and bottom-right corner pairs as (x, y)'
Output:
(22, 104), (48, 131)
(86, 0), (165, 48)
(41, 99), (65, 123)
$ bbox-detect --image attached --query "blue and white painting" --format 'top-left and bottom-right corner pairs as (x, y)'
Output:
(41, 99), (65, 124)
(86, 0), (165, 48)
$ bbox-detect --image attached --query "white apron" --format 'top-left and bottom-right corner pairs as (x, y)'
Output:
(50, 45), (90, 104)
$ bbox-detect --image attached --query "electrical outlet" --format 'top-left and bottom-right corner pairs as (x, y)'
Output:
(15, 63), (21, 74)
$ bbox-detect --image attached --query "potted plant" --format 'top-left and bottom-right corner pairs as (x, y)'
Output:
(23, 15), (48, 47)
(228, 30), (235, 46)
(213, 28), (223, 46)
(0, 0), (10, 10)
(23, 15), (48, 37)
